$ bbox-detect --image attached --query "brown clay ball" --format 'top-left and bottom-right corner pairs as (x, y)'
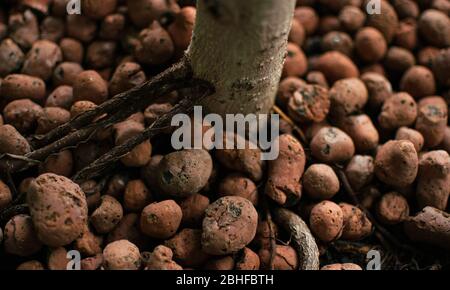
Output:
(415, 96), (448, 148)
(345, 155), (375, 191)
(218, 174), (258, 206)
(47, 247), (70, 270)
(283, 43), (308, 78)
(277, 77), (306, 108)
(60, 38), (84, 63)
(294, 7), (319, 35)
(376, 192), (410, 225)
(202, 196), (258, 255)
(90, 195), (124, 234)
(16, 260), (45, 270)
(114, 120), (152, 167)
(306, 71), (329, 88)
(27, 173), (88, 247)
(128, 0), (180, 28)
(374, 140), (419, 187)
(46, 86), (74, 110)
(73, 70), (109, 105)
(329, 78), (368, 120)
(392, 0), (419, 19)
(416, 150), (450, 210)
(103, 240), (141, 270)
(3, 99), (43, 133)
(384, 46), (416, 73)
(4, 214), (43, 257)
(155, 149), (213, 197)
(303, 164), (340, 200)
(124, 179), (152, 212)
(235, 247), (260, 270)
(21, 40), (62, 81)
(259, 245), (298, 270)
(321, 263), (362, 270)
(109, 62), (146, 96)
(0, 74), (46, 102)
(355, 27), (387, 63)
(179, 193), (210, 227)
(318, 16), (341, 35)
(309, 200), (344, 242)
(167, 6), (196, 55)
(310, 127), (355, 163)
(289, 19), (306, 47)
(321, 31), (354, 56)
(431, 48), (450, 87)
(35, 107), (71, 135)
(378, 93), (418, 130)
(0, 179), (12, 210)
(0, 38), (24, 77)
(107, 213), (147, 248)
(0, 124), (31, 156)
(81, 0), (117, 20)
(365, 0), (399, 43)
(339, 6), (366, 32)
(70, 101), (97, 119)
(395, 127), (425, 152)
(164, 228), (209, 267)
(52, 62), (83, 87)
(140, 200), (182, 239)
(134, 21), (174, 66)
(204, 256), (235, 271)
(145, 245), (183, 270)
(400, 66), (436, 99)
(287, 84), (330, 123)
(100, 14), (126, 41)
(315, 51), (359, 84)
(418, 9), (450, 48)
(361, 72), (392, 109)
(75, 228), (103, 257)
(39, 150), (73, 177)
(340, 203), (373, 241)
(338, 114), (379, 152)
(394, 20), (417, 50)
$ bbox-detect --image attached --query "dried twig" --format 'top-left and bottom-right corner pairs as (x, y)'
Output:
(332, 240), (375, 255)
(261, 196), (277, 270)
(266, 211), (277, 270)
(72, 82), (215, 183)
(272, 105), (307, 145)
(30, 59), (193, 149)
(0, 60), (211, 175)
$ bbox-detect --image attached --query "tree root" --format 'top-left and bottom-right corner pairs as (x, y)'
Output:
(31, 60), (194, 149)
(272, 207), (320, 270)
(0, 59), (213, 176)
(272, 105), (307, 145)
(73, 82), (214, 183)
(331, 240), (375, 256)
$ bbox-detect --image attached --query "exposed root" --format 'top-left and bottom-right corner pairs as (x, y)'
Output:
(0, 59), (211, 175)
(272, 207), (320, 270)
(272, 105), (307, 145)
(73, 82), (214, 183)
